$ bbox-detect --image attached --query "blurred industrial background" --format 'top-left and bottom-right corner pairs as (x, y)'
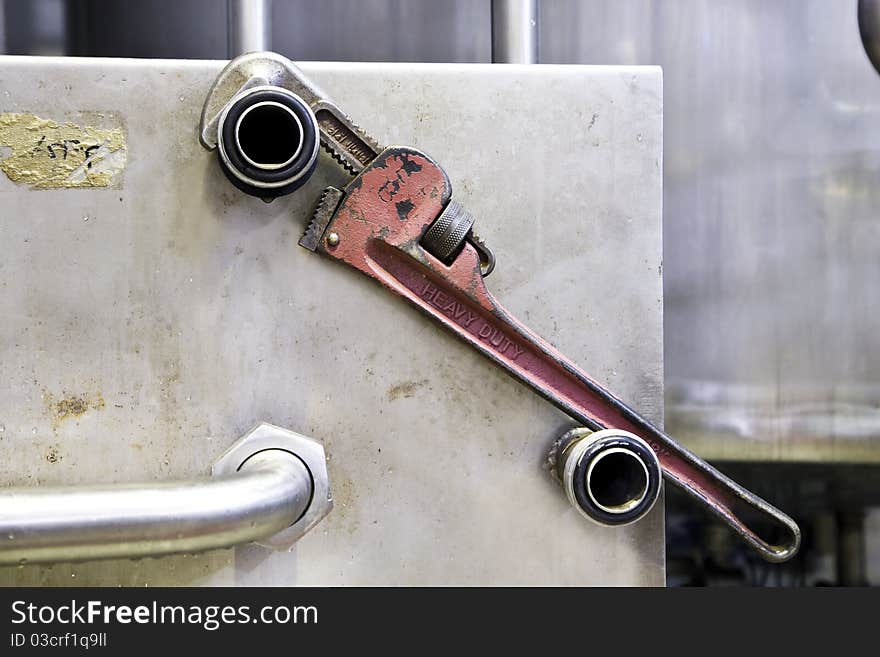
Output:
(2, 0), (879, 586)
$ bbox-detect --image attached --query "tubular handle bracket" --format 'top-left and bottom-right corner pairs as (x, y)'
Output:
(0, 423), (333, 565)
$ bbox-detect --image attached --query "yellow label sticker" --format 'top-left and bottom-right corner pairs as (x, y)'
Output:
(0, 112), (127, 189)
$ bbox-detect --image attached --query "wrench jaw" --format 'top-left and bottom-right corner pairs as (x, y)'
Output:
(312, 100), (383, 176)
(200, 52), (384, 201)
(300, 186), (345, 253)
(204, 54), (496, 273)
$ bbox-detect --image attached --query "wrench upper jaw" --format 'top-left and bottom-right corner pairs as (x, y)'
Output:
(312, 100), (383, 176)
(200, 51), (384, 183)
(200, 51), (329, 151)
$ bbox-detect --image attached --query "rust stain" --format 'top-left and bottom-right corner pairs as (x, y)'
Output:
(44, 391), (106, 429)
(326, 474), (359, 537)
(386, 379), (428, 402)
(45, 445), (61, 464)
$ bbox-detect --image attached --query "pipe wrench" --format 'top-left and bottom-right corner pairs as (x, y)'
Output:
(201, 53), (801, 562)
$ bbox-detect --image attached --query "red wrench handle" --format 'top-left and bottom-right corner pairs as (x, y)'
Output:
(314, 147), (801, 562)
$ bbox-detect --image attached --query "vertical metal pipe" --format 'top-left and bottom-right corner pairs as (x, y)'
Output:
(227, 0), (271, 57)
(0, 0), (6, 55)
(811, 512), (838, 585)
(491, 0), (538, 63)
(837, 511), (867, 586)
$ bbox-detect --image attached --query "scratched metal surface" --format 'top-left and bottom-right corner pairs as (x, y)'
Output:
(0, 57), (663, 585)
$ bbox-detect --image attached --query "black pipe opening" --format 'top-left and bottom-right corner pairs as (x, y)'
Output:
(236, 102), (303, 169)
(587, 449), (649, 513)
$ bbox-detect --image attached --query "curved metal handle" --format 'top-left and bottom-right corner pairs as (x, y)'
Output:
(0, 423), (333, 565)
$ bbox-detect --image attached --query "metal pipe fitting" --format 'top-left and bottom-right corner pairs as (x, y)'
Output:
(216, 85), (320, 199)
(0, 423), (332, 565)
(550, 427), (662, 526)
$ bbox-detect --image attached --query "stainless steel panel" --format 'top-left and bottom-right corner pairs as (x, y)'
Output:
(0, 56), (663, 585)
(541, 0), (880, 463)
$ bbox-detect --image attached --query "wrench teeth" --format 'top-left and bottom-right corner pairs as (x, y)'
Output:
(321, 141), (360, 176)
(314, 101), (383, 176)
(299, 186), (345, 252)
(350, 119), (381, 152)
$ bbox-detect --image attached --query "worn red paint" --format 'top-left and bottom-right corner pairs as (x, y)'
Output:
(315, 147), (800, 563)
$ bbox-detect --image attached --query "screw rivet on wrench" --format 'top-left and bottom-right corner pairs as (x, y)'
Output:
(201, 53), (801, 563)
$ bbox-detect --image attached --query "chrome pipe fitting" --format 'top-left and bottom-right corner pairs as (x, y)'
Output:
(550, 427), (662, 526)
(215, 85), (320, 200)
